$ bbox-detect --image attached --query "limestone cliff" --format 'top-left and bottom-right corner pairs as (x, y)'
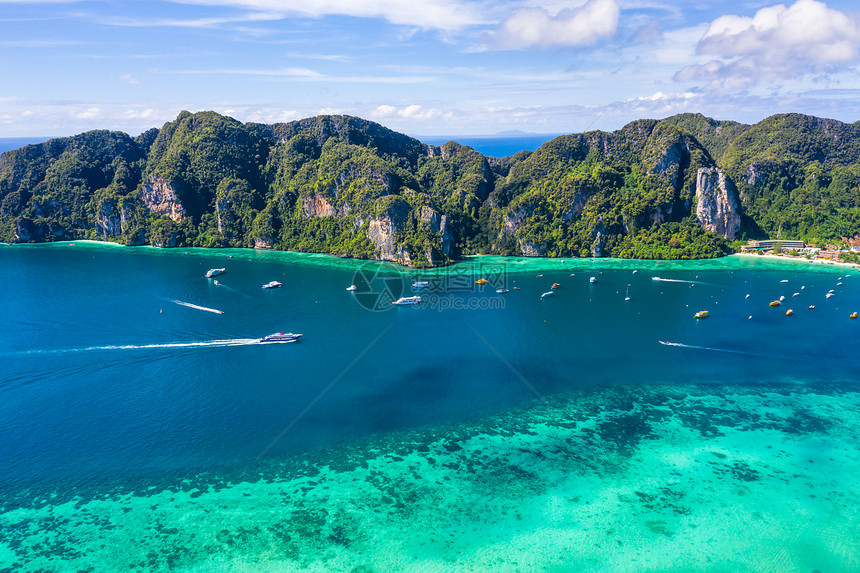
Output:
(695, 167), (741, 239)
(140, 175), (185, 222)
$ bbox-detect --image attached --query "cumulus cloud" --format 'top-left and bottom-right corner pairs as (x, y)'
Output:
(675, 0), (860, 91)
(483, 0), (620, 50)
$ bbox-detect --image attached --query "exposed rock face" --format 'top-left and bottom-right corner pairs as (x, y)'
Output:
(141, 175), (185, 222)
(649, 139), (687, 189)
(367, 197), (413, 265)
(302, 193), (336, 218)
(97, 200), (124, 238)
(695, 167), (741, 239)
(518, 238), (546, 257)
(255, 236), (273, 249)
(215, 197), (233, 236)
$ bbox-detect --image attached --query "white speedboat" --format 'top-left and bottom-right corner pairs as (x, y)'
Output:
(260, 332), (302, 343)
(262, 281), (282, 289)
(392, 296), (422, 305)
(412, 281), (430, 289)
(346, 285), (358, 291)
(541, 291), (554, 298)
(496, 288), (509, 294)
(590, 277), (597, 284)
(205, 268), (225, 278)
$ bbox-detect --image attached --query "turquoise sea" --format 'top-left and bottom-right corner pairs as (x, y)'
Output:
(1, 243), (859, 572)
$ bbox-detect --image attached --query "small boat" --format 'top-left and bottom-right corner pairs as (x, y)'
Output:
(694, 310), (708, 319)
(851, 312), (858, 319)
(412, 281), (430, 289)
(496, 288), (510, 294)
(779, 295), (785, 302)
(590, 277), (597, 284)
(745, 294), (750, 299)
(346, 285), (357, 291)
(633, 270), (638, 274)
(837, 282), (843, 286)
(769, 300), (781, 306)
(826, 292), (835, 299)
(785, 309), (794, 316)
(392, 296), (422, 305)
(540, 291), (554, 298)
(808, 305), (815, 309)
(792, 292), (800, 297)
(780, 279), (789, 283)
(260, 332), (302, 343)
(513, 286), (520, 290)
(624, 285), (631, 301)
(475, 278), (488, 285)
(205, 268), (225, 278)
(213, 280), (220, 285)
(551, 283), (561, 289)
(262, 280), (282, 289)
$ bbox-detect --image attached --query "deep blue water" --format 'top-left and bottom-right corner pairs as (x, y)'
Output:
(0, 137), (52, 155)
(1, 244), (858, 494)
(417, 134), (561, 158)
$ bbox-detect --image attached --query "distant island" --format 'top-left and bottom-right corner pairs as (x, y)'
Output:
(1, 111), (859, 267)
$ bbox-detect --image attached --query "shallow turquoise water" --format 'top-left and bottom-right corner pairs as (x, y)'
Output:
(1, 243), (858, 571)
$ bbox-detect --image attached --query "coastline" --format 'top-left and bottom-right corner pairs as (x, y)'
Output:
(4, 239), (858, 275)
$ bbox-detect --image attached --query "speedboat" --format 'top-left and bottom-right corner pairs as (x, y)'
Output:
(541, 291), (554, 298)
(780, 279), (789, 283)
(412, 281), (430, 289)
(694, 310), (708, 319)
(260, 332), (302, 343)
(785, 309), (794, 316)
(346, 285), (357, 291)
(590, 277), (597, 284)
(496, 288), (510, 294)
(551, 283), (561, 289)
(769, 300), (781, 306)
(262, 280), (282, 289)
(475, 278), (488, 285)
(826, 292), (835, 299)
(808, 305), (815, 309)
(851, 312), (858, 319)
(392, 296), (422, 305)
(205, 268), (225, 278)
(779, 295), (785, 301)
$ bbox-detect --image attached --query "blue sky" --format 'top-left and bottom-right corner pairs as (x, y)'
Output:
(2, 0), (860, 137)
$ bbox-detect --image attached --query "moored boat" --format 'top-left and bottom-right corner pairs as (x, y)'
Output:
(786, 309), (794, 316)
(851, 312), (858, 319)
(496, 288), (510, 294)
(694, 310), (708, 319)
(412, 281), (430, 289)
(205, 268), (225, 278)
(260, 332), (302, 343)
(392, 295), (422, 305)
(475, 278), (488, 285)
(262, 280), (282, 289)
(346, 284), (357, 291)
(590, 277), (597, 284)
(769, 300), (781, 306)
(541, 291), (554, 298)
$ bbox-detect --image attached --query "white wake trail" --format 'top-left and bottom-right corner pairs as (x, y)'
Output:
(173, 300), (225, 314)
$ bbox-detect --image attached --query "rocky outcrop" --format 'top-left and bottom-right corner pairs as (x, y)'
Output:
(140, 175), (185, 222)
(518, 238), (546, 257)
(97, 200), (125, 238)
(695, 167), (741, 239)
(367, 197), (414, 265)
(302, 193), (336, 218)
(255, 236), (273, 249)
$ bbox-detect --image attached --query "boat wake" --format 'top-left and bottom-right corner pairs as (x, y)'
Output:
(651, 277), (708, 285)
(658, 340), (779, 359)
(11, 338), (263, 356)
(172, 300), (225, 314)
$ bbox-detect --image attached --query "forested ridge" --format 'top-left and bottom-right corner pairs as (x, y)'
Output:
(1, 110), (858, 266)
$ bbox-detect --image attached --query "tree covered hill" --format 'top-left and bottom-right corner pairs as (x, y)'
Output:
(2, 110), (859, 265)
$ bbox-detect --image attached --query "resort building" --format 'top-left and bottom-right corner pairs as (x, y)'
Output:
(740, 240), (806, 252)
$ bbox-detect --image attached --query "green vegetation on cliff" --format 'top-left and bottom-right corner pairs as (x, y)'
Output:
(2, 110), (858, 264)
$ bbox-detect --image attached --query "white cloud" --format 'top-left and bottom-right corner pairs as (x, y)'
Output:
(483, 0), (620, 50)
(167, 0), (488, 31)
(371, 104), (453, 121)
(119, 73), (140, 85)
(75, 107), (102, 119)
(676, 0), (860, 91)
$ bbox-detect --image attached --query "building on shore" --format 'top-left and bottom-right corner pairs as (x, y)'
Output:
(740, 240), (806, 252)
